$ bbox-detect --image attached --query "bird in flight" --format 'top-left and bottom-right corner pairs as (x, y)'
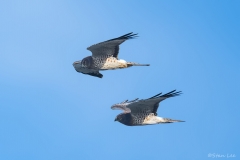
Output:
(111, 90), (184, 126)
(73, 32), (149, 78)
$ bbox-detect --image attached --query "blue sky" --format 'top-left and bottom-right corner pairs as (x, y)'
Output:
(0, 1), (239, 160)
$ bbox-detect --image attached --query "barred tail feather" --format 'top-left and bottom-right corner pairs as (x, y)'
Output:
(161, 118), (185, 123)
(127, 62), (150, 67)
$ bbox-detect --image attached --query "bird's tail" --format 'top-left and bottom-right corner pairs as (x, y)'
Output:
(161, 118), (185, 123)
(127, 62), (150, 67)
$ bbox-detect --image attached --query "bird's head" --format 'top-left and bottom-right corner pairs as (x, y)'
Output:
(114, 113), (132, 126)
(114, 114), (123, 122)
(73, 56), (93, 68)
(73, 60), (81, 67)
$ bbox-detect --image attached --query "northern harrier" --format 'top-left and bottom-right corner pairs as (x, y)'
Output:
(111, 90), (184, 126)
(73, 32), (149, 78)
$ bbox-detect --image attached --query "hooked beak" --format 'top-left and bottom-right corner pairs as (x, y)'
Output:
(74, 62), (79, 64)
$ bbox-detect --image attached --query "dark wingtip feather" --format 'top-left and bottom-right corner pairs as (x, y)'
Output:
(120, 32), (138, 39)
(107, 32), (138, 42)
(148, 92), (162, 99)
(149, 90), (182, 100)
(162, 90), (182, 98)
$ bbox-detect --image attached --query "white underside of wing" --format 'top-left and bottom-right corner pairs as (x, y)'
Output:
(142, 114), (165, 125)
(100, 58), (127, 70)
(118, 59), (127, 63)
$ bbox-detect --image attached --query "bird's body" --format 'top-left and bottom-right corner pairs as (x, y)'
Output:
(117, 113), (183, 126)
(111, 90), (184, 126)
(73, 33), (149, 78)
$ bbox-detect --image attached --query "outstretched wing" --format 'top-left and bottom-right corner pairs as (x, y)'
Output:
(111, 101), (131, 113)
(87, 32), (138, 58)
(126, 90), (182, 115)
(82, 71), (103, 78)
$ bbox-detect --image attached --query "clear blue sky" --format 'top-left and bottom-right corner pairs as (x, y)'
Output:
(0, 1), (239, 160)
